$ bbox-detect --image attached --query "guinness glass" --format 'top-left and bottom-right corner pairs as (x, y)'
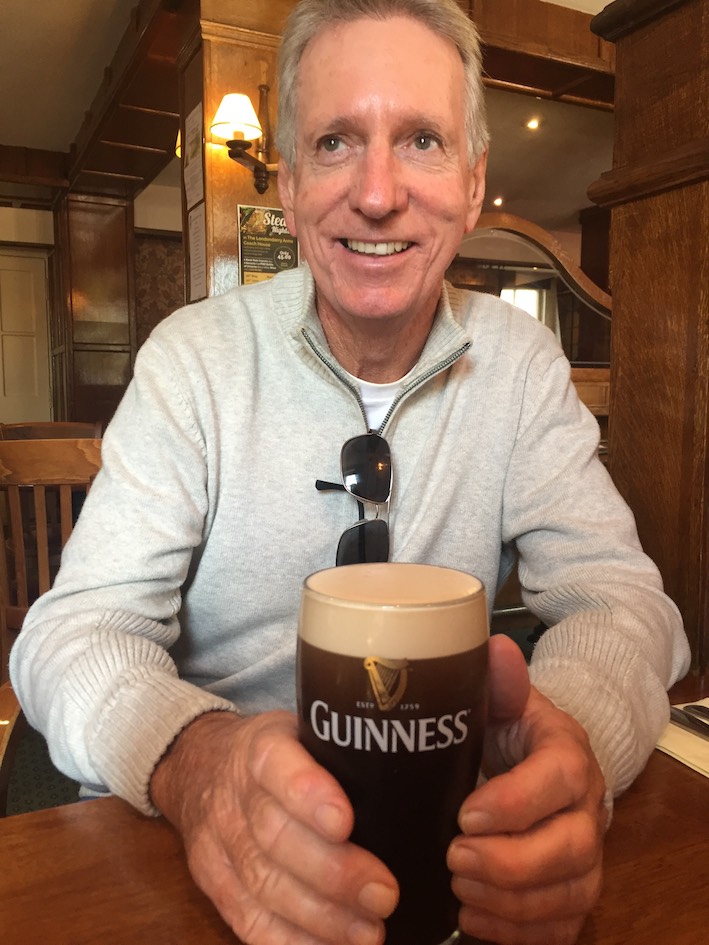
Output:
(297, 562), (488, 945)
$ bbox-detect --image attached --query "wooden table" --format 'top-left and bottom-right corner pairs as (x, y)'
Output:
(1, 674), (707, 945)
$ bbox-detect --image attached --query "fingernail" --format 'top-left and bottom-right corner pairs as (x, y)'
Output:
(348, 918), (382, 945)
(448, 843), (479, 874)
(358, 881), (398, 917)
(315, 802), (346, 837)
(460, 810), (493, 834)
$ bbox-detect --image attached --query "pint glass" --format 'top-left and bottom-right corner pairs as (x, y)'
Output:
(297, 562), (489, 945)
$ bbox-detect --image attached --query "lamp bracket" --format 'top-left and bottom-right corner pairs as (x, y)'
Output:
(226, 139), (270, 194)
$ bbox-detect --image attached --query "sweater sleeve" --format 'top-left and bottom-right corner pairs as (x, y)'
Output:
(502, 344), (690, 798)
(9, 334), (235, 815)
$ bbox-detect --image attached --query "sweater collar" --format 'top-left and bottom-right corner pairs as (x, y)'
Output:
(272, 263), (473, 378)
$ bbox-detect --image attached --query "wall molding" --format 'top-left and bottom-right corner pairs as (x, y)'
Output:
(588, 137), (709, 207)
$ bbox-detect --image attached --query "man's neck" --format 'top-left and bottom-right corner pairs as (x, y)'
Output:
(316, 297), (439, 383)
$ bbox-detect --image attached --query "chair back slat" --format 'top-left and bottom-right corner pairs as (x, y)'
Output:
(0, 438), (102, 682)
(34, 486), (51, 596)
(6, 486), (28, 609)
(59, 485), (73, 547)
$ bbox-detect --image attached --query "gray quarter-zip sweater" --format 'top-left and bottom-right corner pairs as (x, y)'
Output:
(11, 264), (690, 813)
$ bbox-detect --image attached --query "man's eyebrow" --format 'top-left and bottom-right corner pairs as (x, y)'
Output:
(306, 115), (356, 136)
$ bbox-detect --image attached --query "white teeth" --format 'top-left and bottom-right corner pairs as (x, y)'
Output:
(346, 240), (411, 255)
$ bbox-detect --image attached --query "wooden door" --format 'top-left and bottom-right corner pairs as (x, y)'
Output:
(0, 249), (51, 423)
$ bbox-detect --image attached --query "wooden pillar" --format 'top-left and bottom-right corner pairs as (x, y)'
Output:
(589, 0), (709, 670)
(178, 0), (297, 300)
(52, 193), (136, 429)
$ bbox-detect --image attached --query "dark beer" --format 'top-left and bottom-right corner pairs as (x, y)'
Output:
(297, 563), (488, 945)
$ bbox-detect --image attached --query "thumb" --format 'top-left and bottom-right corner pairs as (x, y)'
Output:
(487, 634), (531, 724)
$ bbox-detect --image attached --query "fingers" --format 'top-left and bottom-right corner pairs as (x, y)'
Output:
(187, 829), (360, 945)
(448, 690), (607, 945)
(462, 721), (605, 834)
(176, 710), (398, 945)
(192, 832), (391, 945)
(248, 712), (355, 843)
(246, 783), (399, 916)
(245, 711), (399, 904)
(449, 802), (603, 890)
(453, 867), (603, 924)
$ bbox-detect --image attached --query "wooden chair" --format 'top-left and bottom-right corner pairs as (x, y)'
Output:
(0, 420), (102, 440)
(0, 438), (102, 684)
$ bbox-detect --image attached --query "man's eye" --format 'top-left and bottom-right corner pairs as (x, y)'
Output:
(320, 136), (342, 152)
(413, 134), (439, 151)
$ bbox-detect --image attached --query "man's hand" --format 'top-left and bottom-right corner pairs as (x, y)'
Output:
(150, 710), (398, 945)
(448, 635), (607, 945)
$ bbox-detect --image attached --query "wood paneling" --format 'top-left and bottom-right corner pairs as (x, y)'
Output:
(200, 0), (296, 34)
(579, 206), (610, 293)
(590, 0), (709, 670)
(470, 0), (615, 108)
(68, 0), (200, 198)
(0, 147), (68, 189)
(53, 194), (136, 428)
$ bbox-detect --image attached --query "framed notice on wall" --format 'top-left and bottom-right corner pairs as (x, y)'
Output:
(183, 103), (204, 211)
(237, 205), (299, 285)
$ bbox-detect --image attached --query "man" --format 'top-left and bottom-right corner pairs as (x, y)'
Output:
(11, 2), (690, 944)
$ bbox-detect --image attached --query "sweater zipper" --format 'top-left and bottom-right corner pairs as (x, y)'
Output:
(301, 327), (471, 434)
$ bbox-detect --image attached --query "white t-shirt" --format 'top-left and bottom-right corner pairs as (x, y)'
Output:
(350, 371), (413, 430)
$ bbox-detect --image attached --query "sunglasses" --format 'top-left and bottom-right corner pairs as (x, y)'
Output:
(315, 432), (392, 566)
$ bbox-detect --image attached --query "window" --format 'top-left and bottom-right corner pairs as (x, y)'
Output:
(500, 287), (540, 319)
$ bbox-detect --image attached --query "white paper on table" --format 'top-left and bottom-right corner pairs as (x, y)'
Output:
(656, 696), (709, 778)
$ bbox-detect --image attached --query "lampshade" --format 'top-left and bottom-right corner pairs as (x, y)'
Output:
(175, 130), (181, 158)
(211, 94), (262, 142)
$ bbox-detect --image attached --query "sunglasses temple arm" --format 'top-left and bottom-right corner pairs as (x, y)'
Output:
(315, 479), (347, 492)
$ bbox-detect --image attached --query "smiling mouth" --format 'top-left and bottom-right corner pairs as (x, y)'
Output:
(342, 239), (412, 256)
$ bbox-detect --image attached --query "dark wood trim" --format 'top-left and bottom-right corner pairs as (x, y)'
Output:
(0, 145), (68, 188)
(482, 76), (614, 112)
(77, 170), (147, 182)
(591, 0), (689, 41)
(471, 0), (616, 109)
(0, 238), (53, 251)
(100, 141), (171, 155)
(588, 138), (709, 207)
(117, 103), (180, 119)
(69, 0), (175, 171)
(134, 227), (183, 240)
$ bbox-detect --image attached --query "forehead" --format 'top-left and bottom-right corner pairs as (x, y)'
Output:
(296, 15), (465, 125)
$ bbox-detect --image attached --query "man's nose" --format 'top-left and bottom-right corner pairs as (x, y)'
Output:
(349, 145), (407, 218)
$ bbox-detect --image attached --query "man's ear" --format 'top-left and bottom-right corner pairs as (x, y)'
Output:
(277, 158), (298, 237)
(464, 149), (488, 234)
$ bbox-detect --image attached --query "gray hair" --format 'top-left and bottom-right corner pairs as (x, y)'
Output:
(275, 0), (489, 168)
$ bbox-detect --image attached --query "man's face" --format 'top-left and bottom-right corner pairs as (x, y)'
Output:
(278, 16), (487, 334)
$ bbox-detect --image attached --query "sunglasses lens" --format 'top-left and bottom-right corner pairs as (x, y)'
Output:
(336, 519), (389, 566)
(341, 433), (391, 504)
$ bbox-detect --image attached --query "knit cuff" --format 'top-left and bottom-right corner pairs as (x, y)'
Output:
(88, 669), (235, 815)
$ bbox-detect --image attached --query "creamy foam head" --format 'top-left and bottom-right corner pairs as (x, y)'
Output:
(300, 563), (488, 658)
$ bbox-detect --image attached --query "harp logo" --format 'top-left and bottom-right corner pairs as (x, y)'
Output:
(364, 656), (409, 711)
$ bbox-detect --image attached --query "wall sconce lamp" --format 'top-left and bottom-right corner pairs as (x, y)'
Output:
(211, 86), (278, 194)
